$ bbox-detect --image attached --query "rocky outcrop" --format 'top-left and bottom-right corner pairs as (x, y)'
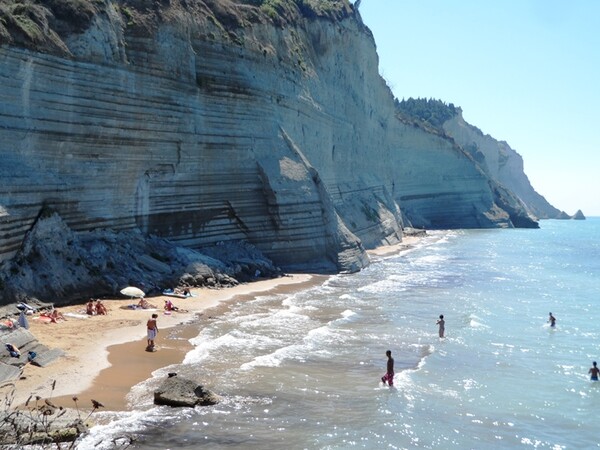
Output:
(0, 0), (555, 299)
(556, 209), (587, 220)
(0, 212), (282, 305)
(154, 373), (220, 407)
(0, 408), (86, 446)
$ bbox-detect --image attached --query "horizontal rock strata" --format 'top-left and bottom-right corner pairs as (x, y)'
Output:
(0, 1), (552, 302)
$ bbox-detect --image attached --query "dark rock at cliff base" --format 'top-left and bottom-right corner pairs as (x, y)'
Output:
(572, 210), (586, 220)
(154, 373), (220, 407)
(0, 212), (281, 306)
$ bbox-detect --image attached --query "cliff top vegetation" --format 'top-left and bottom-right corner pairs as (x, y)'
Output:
(0, 0), (354, 56)
(395, 97), (460, 132)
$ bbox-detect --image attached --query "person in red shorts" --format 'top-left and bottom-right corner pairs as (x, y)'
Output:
(381, 350), (394, 386)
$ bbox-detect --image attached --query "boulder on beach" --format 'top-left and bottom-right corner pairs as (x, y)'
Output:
(153, 373), (220, 407)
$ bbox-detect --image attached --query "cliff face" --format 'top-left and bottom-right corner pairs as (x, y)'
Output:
(0, 0), (543, 281)
(443, 113), (562, 219)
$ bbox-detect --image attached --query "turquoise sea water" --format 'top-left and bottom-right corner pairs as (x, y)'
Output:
(80, 218), (600, 450)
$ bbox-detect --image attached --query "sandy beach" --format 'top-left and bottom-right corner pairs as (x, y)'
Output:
(9, 274), (319, 410)
(8, 236), (420, 412)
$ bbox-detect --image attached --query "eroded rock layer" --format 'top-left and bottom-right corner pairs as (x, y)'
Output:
(0, 1), (544, 283)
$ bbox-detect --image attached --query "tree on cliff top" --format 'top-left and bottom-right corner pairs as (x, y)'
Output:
(395, 97), (460, 132)
(235, 0), (352, 22)
(0, 0), (97, 54)
(0, 0), (63, 51)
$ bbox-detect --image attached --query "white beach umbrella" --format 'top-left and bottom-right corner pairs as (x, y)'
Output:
(119, 286), (145, 298)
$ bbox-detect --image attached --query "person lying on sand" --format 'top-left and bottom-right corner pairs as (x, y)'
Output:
(173, 287), (191, 296)
(137, 298), (156, 309)
(5, 343), (20, 358)
(41, 309), (67, 323)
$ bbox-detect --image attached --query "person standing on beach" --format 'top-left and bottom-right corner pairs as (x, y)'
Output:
(589, 362), (599, 381)
(437, 314), (445, 338)
(147, 313), (158, 350)
(381, 350), (394, 386)
(548, 312), (556, 328)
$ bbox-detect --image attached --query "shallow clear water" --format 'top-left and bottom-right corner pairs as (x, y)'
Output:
(80, 218), (600, 449)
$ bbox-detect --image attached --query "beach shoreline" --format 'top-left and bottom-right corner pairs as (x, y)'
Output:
(8, 236), (421, 411)
(10, 274), (318, 409)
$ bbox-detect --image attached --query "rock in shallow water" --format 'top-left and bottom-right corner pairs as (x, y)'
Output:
(153, 373), (220, 407)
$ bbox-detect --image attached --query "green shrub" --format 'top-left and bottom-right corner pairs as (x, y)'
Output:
(395, 97), (460, 131)
(0, 0), (52, 43)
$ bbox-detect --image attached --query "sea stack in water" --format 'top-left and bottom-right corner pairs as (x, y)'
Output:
(154, 373), (220, 407)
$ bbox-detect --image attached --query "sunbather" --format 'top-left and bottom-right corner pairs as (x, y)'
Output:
(41, 309), (66, 323)
(5, 343), (20, 358)
(137, 298), (155, 309)
(86, 299), (95, 315)
(164, 299), (179, 311)
(95, 300), (108, 315)
(50, 309), (66, 322)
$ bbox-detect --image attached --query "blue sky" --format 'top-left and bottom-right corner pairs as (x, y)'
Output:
(359, 1), (600, 216)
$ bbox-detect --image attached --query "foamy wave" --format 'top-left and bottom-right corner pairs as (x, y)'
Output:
(470, 320), (489, 329)
(76, 408), (184, 450)
(281, 292), (303, 307)
(186, 330), (281, 365)
(462, 378), (479, 391)
(240, 318), (352, 370)
(240, 343), (305, 370)
(415, 254), (449, 265)
(340, 309), (355, 318)
(490, 342), (514, 348)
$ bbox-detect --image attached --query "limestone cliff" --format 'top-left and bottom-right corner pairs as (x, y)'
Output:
(442, 112), (563, 219)
(0, 0), (551, 302)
